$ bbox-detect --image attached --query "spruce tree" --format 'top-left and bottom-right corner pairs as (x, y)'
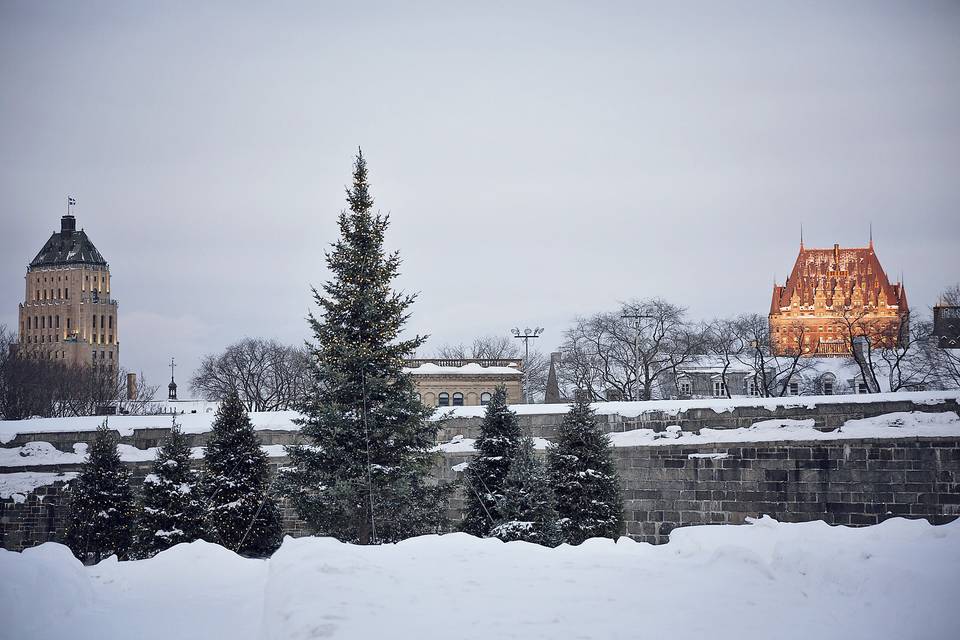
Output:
(280, 150), (446, 544)
(203, 392), (282, 556)
(547, 397), (624, 544)
(460, 385), (523, 536)
(66, 420), (135, 563)
(133, 416), (205, 558)
(491, 437), (561, 546)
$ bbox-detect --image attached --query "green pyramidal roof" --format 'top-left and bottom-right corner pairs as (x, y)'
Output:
(29, 215), (107, 268)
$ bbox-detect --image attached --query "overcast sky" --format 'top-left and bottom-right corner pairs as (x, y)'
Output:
(1, 1), (958, 391)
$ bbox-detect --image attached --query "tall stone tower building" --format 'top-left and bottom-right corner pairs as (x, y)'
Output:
(17, 213), (119, 368)
(769, 239), (908, 356)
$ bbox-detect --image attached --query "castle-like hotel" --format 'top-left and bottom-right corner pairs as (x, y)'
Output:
(769, 239), (908, 356)
(17, 213), (119, 368)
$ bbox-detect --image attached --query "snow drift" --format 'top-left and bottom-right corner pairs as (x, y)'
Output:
(1, 517), (957, 640)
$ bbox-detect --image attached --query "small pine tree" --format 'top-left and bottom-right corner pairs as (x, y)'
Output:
(203, 392), (282, 556)
(460, 386), (523, 536)
(66, 420), (135, 563)
(133, 416), (205, 558)
(491, 437), (561, 546)
(547, 397), (624, 544)
(280, 151), (447, 544)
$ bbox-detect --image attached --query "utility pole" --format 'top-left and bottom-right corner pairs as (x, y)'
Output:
(512, 327), (543, 404)
(621, 312), (654, 400)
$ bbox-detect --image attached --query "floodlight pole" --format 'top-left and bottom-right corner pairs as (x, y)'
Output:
(512, 327), (543, 403)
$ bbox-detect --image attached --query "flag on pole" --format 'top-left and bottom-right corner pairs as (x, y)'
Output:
(67, 197), (76, 206)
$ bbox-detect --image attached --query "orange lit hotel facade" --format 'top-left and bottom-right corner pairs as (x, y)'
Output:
(769, 241), (908, 356)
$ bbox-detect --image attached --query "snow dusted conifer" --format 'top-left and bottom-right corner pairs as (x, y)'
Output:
(66, 420), (135, 563)
(547, 397), (623, 544)
(491, 437), (561, 546)
(281, 151), (447, 544)
(460, 385), (523, 536)
(134, 416), (205, 558)
(203, 392), (281, 556)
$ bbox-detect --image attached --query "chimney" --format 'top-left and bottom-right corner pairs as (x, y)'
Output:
(61, 214), (76, 235)
(127, 372), (138, 400)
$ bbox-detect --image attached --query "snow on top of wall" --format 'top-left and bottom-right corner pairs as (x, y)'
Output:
(436, 411), (960, 455)
(0, 391), (957, 444)
(0, 442), (290, 468)
(0, 471), (77, 502)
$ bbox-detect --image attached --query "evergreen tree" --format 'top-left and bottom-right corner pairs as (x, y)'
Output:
(66, 420), (135, 563)
(203, 392), (282, 556)
(460, 385), (523, 536)
(491, 437), (561, 546)
(133, 416), (205, 558)
(547, 397), (624, 544)
(280, 150), (447, 544)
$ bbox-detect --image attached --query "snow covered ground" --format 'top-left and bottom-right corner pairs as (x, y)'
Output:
(1, 517), (957, 640)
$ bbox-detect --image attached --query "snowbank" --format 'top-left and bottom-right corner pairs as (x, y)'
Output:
(2, 391), (956, 443)
(1, 517), (957, 640)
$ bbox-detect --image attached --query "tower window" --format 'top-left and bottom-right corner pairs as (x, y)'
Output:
(109, 316), (113, 329)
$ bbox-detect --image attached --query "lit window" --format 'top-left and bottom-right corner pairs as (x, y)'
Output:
(438, 392), (450, 407)
(452, 392), (464, 406)
(480, 392), (492, 406)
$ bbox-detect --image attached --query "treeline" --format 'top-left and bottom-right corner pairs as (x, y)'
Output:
(0, 325), (158, 420)
(67, 392), (281, 562)
(556, 294), (960, 400)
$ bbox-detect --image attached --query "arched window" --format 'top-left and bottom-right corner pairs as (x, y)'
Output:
(452, 392), (464, 406)
(438, 392), (450, 407)
(480, 392), (492, 406)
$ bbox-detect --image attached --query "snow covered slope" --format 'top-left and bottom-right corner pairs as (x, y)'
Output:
(1, 517), (957, 640)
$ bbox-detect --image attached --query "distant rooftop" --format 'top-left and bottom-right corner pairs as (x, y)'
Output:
(29, 214), (107, 269)
(404, 358), (523, 376)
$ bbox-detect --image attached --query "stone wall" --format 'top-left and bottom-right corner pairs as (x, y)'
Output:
(3, 396), (959, 551)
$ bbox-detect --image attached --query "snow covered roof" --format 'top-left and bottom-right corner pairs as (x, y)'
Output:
(404, 363), (523, 376)
(29, 216), (107, 268)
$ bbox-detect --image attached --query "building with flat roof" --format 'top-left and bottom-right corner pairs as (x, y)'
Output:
(404, 358), (524, 407)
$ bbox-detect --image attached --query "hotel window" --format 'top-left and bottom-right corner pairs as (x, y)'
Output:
(67, 318), (71, 330)
(65, 288), (68, 299)
(452, 392), (464, 407)
(480, 392), (492, 406)
(56, 316), (60, 329)
(438, 392), (450, 407)
(41, 316), (45, 329)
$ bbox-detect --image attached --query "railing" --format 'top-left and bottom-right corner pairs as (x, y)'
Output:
(404, 358), (523, 369)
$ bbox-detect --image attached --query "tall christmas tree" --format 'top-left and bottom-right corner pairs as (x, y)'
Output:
(203, 392), (282, 556)
(547, 397), (623, 544)
(134, 416), (205, 558)
(66, 420), (135, 563)
(491, 437), (561, 546)
(460, 385), (523, 536)
(280, 150), (446, 544)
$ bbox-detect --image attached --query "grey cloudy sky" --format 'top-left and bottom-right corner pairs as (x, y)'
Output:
(2, 1), (958, 390)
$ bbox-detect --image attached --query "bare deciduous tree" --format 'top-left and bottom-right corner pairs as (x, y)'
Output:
(558, 298), (699, 401)
(190, 337), (310, 411)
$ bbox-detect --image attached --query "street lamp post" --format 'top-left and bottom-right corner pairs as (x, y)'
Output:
(512, 327), (543, 404)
